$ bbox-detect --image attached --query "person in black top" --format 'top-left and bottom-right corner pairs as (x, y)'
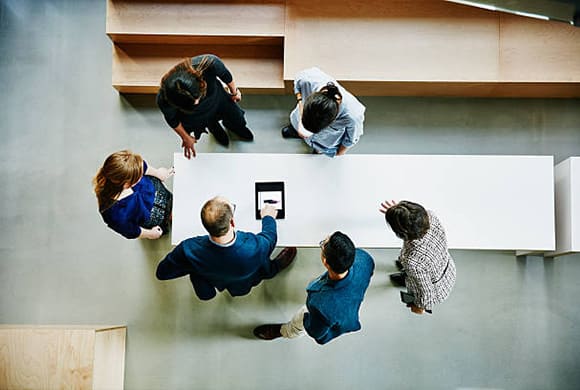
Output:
(157, 54), (254, 159)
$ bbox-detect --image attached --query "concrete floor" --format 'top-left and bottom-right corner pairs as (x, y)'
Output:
(1, 1), (580, 389)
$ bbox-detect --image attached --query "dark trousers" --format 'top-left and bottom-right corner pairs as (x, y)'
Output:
(183, 91), (247, 139)
(189, 258), (280, 301)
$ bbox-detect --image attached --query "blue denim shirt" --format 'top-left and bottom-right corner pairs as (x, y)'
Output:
(290, 67), (366, 157)
(303, 248), (375, 344)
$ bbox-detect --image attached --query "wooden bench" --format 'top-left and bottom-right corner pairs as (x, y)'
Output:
(171, 153), (555, 252)
(106, 0), (286, 94)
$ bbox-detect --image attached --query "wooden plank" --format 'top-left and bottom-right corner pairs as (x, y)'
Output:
(284, 0), (580, 96)
(112, 43), (285, 94)
(106, 0), (285, 39)
(0, 325), (125, 331)
(339, 80), (580, 97)
(172, 153), (555, 251)
(499, 13), (580, 82)
(0, 328), (95, 390)
(284, 0), (500, 82)
(107, 34), (282, 46)
(93, 327), (126, 390)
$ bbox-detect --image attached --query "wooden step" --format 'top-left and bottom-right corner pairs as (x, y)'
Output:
(112, 43), (285, 94)
(284, 0), (580, 97)
(106, 0), (285, 43)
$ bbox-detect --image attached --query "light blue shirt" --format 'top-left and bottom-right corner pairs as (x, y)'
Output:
(291, 67), (365, 157)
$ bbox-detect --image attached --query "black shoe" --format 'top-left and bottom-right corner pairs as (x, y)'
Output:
(207, 122), (229, 147)
(227, 125), (254, 141)
(395, 260), (404, 271)
(281, 124), (300, 139)
(273, 247), (297, 271)
(389, 272), (406, 287)
(253, 324), (283, 340)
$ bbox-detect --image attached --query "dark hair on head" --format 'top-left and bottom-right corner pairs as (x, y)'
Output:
(159, 57), (213, 113)
(322, 231), (355, 274)
(385, 201), (430, 241)
(201, 197), (233, 237)
(301, 82), (342, 133)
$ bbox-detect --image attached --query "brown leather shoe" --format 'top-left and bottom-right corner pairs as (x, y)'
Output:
(253, 324), (283, 340)
(273, 247), (297, 271)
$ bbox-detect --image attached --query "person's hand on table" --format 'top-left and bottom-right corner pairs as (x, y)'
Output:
(260, 204), (278, 219)
(182, 135), (197, 159)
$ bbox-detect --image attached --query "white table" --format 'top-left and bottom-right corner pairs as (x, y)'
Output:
(172, 153), (555, 251)
(546, 157), (580, 257)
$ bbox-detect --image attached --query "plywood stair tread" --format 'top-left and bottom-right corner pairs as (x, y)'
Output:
(112, 43), (285, 94)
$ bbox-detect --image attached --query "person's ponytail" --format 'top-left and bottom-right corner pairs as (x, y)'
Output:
(321, 82), (342, 104)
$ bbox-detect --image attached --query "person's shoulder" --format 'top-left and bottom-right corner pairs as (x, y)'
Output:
(355, 248), (373, 261)
(341, 92), (366, 115)
(354, 248), (375, 271)
(101, 198), (130, 221)
(427, 210), (442, 225)
(181, 235), (210, 248)
(297, 67), (333, 82)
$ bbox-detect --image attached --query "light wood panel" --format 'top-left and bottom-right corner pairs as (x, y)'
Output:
(106, 0), (580, 96)
(0, 325), (126, 390)
(499, 13), (580, 82)
(93, 327), (126, 390)
(106, 0), (285, 41)
(338, 81), (580, 97)
(284, 0), (501, 82)
(112, 43), (285, 94)
(284, 0), (580, 96)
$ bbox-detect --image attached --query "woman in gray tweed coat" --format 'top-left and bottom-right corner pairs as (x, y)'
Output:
(380, 200), (456, 315)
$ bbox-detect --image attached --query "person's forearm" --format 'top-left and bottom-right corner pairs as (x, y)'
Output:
(226, 81), (238, 95)
(145, 166), (166, 181)
(296, 92), (303, 115)
(173, 123), (191, 141)
(139, 227), (157, 239)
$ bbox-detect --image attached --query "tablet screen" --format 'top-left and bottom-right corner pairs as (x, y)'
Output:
(257, 191), (283, 210)
(255, 182), (285, 219)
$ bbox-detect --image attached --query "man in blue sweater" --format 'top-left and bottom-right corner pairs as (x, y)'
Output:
(253, 231), (374, 345)
(156, 196), (296, 300)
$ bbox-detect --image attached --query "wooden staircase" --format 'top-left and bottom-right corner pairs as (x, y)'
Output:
(106, 0), (580, 97)
(106, 0), (286, 94)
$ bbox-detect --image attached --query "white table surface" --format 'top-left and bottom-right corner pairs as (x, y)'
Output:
(172, 153), (555, 251)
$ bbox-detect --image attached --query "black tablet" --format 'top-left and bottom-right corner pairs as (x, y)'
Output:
(255, 182), (285, 219)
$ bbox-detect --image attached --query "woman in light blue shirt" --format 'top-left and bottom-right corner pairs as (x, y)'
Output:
(281, 67), (365, 157)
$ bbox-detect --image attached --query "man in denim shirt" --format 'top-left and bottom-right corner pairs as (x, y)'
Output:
(254, 231), (374, 345)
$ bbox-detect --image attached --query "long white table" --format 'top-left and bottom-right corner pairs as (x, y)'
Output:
(172, 153), (555, 251)
(546, 157), (580, 257)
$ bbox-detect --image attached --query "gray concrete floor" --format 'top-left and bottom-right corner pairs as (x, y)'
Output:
(1, 1), (580, 389)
